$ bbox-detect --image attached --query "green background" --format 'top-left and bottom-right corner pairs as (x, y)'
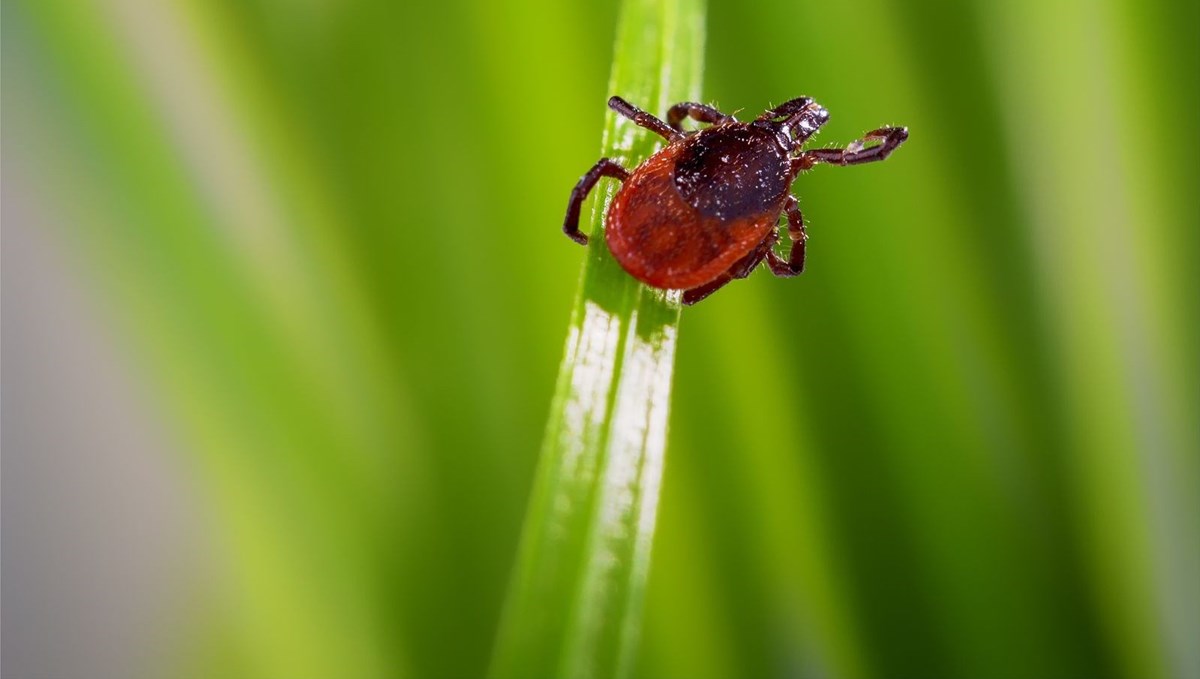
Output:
(3, 0), (1197, 677)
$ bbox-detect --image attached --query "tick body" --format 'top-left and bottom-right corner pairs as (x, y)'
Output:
(563, 96), (908, 305)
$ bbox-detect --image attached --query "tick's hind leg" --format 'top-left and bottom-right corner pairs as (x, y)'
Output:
(682, 276), (733, 306)
(682, 234), (779, 305)
(563, 158), (630, 245)
(799, 126), (909, 168)
(666, 102), (730, 132)
(608, 96), (677, 141)
(766, 196), (807, 277)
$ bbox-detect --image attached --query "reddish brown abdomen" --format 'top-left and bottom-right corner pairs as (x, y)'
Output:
(605, 126), (789, 290)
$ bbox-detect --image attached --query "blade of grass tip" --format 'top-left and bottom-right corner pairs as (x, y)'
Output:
(489, 0), (704, 677)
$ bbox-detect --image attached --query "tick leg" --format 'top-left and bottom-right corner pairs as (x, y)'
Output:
(767, 196), (806, 277)
(563, 158), (630, 246)
(609, 96), (678, 141)
(682, 275), (735, 306)
(798, 126), (909, 168)
(757, 97), (829, 143)
(666, 102), (730, 132)
(682, 234), (778, 306)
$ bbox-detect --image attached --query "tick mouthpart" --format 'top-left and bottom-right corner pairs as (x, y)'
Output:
(776, 102), (830, 148)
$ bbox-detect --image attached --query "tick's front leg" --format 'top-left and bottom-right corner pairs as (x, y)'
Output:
(563, 158), (630, 245)
(767, 196), (806, 277)
(666, 102), (731, 132)
(796, 126), (909, 169)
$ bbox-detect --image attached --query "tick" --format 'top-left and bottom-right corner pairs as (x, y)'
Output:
(563, 96), (908, 304)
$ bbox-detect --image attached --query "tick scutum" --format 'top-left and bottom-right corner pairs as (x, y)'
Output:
(673, 125), (792, 221)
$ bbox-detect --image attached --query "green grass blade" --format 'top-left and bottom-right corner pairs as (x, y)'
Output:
(489, 0), (704, 677)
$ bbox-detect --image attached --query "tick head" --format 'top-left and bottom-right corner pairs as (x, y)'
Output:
(781, 102), (829, 148)
(757, 99), (831, 150)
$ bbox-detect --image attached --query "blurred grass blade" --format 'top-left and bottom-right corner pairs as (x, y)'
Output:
(489, 0), (704, 677)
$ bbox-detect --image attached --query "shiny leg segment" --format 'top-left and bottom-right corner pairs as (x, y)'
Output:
(563, 158), (629, 245)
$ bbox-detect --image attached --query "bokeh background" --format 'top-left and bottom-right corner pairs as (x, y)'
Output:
(3, 0), (1197, 677)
